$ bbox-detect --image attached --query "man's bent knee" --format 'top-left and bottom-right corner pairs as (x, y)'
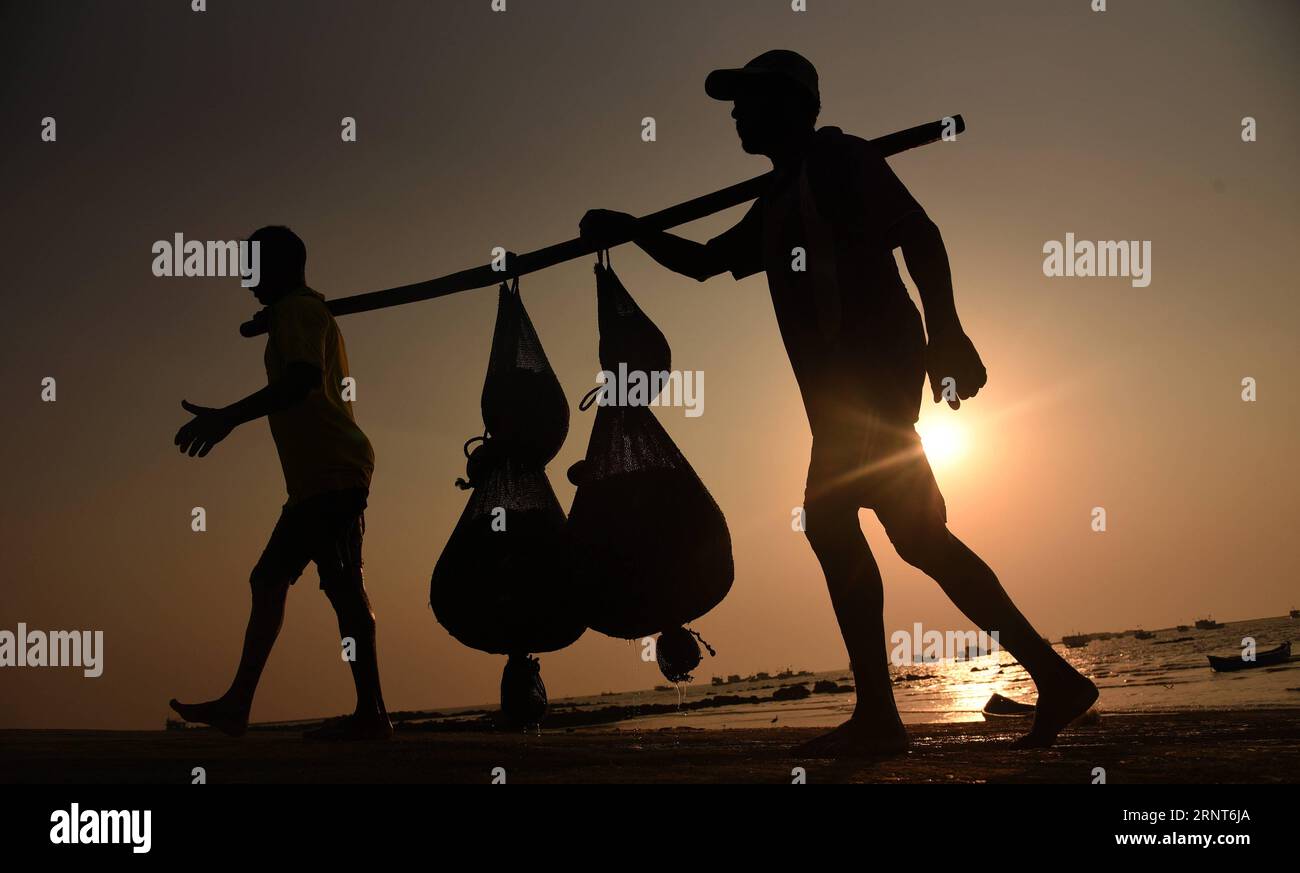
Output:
(249, 563), (293, 600)
(886, 519), (952, 571)
(323, 573), (373, 621)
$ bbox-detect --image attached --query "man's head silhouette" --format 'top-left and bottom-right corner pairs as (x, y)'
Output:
(706, 50), (820, 157)
(246, 225), (306, 305)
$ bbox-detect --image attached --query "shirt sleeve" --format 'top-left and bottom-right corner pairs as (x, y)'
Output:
(270, 296), (328, 369)
(705, 200), (764, 280)
(817, 134), (925, 245)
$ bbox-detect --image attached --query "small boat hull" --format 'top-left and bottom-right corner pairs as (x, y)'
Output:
(982, 693), (1036, 719)
(1206, 641), (1291, 673)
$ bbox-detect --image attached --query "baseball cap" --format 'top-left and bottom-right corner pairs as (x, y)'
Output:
(705, 49), (820, 105)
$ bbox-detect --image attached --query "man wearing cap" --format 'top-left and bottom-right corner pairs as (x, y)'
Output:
(581, 50), (1097, 754)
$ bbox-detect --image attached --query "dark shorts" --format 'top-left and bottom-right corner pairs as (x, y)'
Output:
(252, 488), (367, 594)
(804, 409), (947, 535)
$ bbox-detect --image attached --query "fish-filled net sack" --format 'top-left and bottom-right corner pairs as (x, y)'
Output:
(593, 253), (671, 394)
(481, 276), (570, 468)
(431, 450), (582, 656)
(567, 254), (733, 681)
(655, 626), (717, 684)
(430, 279), (584, 726)
(499, 653), (548, 730)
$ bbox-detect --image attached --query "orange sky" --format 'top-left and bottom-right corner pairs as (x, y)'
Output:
(2, 0), (1297, 729)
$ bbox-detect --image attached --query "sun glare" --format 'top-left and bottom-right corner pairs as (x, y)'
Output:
(917, 417), (967, 467)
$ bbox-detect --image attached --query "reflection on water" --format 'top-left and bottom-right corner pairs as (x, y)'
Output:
(573, 616), (1299, 731)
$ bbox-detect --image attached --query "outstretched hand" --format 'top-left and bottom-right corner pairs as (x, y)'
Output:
(579, 209), (638, 247)
(174, 400), (234, 458)
(925, 330), (987, 410)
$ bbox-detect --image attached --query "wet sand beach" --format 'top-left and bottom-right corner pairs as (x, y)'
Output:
(4, 708), (1297, 784)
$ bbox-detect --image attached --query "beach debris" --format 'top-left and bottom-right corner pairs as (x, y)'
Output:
(771, 683), (811, 701)
(893, 673), (928, 683)
(980, 692), (1035, 719)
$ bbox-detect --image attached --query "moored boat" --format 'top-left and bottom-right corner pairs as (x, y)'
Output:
(1195, 617), (1222, 630)
(1206, 641), (1291, 672)
(1062, 633), (1089, 649)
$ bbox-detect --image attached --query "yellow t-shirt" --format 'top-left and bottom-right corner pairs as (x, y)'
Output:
(264, 287), (374, 504)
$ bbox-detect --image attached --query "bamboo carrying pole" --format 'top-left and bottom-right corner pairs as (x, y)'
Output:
(239, 114), (964, 337)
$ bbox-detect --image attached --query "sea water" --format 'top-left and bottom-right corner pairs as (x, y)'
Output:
(556, 615), (1300, 731)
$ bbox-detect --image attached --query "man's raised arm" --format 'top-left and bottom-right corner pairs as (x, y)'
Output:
(174, 363), (320, 458)
(580, 209), (729, 282)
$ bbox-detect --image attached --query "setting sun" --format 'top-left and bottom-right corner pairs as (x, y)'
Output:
(917, 417), (967, 467)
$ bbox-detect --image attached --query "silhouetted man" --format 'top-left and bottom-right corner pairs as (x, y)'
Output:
(170, 225), (392, 741)
(582, 51), (1096, 753)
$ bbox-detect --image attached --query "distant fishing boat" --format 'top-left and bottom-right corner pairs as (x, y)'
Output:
(1195, 617), (1222, 630)
(981, 693), (1036, 719)
(1207, 641), (1291, 673)
(1290, 608), (1299, 619)
(1177, 624), (1189, 632)
(1134, 629), (1154, 640)
(1062, 633), (1090, 648)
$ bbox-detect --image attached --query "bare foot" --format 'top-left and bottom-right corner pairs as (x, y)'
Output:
(302, 713), (394, 742)
(795, 718), (910, 758)
(169, 697), (249, 738)
(1011, 672), (1099, 749)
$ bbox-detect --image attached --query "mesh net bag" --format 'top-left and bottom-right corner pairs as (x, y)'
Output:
(430, 279), (584, 659)
(567, 255), (733, 643)
(595, 255), (671, 394)
(481, 278), (570, 468)
(655, 626), (717, 684)
(499, 653), (548, 730)
(431, 452), (583, 655)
